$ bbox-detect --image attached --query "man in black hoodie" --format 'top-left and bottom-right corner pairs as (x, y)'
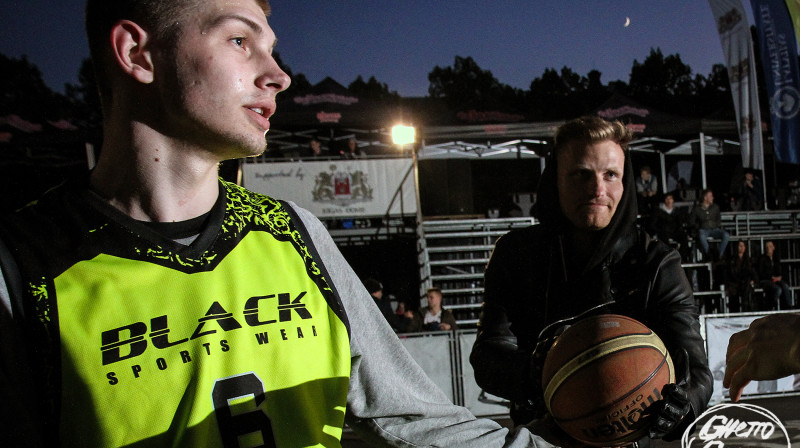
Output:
(470, 117), (712, 446)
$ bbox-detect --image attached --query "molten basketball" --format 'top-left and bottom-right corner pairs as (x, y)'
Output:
(541, 314), (674, 447)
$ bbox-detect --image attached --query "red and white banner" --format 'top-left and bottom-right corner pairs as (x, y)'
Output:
(708, 0), (765, 169)
(242, 158), (417, 218)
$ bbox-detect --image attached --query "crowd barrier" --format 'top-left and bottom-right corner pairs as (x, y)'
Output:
(398, 310), (800, 418)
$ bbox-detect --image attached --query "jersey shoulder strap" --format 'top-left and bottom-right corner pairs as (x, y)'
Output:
(278, 199), (350, 338)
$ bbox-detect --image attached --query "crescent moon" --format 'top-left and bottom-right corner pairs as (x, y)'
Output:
(624, 17), (631, 27)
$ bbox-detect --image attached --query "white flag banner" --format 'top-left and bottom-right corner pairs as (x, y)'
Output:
(708, 0), (765, 169)
(242, 158), (417, 218)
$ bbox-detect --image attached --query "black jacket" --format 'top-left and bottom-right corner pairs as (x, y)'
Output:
(470, 140), (712, 439)
(470, 225), (712, 418)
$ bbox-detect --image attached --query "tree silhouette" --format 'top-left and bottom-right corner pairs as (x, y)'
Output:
(0, 54), (71, 121)
(273, 51), (311, 95)
(428, 56), (524, 111)
(627, 48), (696, 114)
(65, 58), (102, 129)
(348, 75), (400, 101)
(0, 47), (739, 128)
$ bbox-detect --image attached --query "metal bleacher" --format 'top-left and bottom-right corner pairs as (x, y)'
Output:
(420, 210), (800, 327)
(420, 217), (536, 326)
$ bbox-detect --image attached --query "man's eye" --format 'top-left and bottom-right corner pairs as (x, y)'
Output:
(232, 37), (245, 47)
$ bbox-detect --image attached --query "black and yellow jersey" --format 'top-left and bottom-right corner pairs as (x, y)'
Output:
(0, 179), (351, 447)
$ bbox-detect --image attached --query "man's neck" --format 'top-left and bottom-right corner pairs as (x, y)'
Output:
(90, 121), (222, 222)
(566, 230), (601, 269)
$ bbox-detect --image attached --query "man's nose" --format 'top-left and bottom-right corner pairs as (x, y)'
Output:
(258, 57), (291, 93)
(587, 174), (604, 196)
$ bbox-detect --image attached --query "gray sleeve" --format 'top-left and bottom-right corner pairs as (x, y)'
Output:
(288, 203), (554, 448)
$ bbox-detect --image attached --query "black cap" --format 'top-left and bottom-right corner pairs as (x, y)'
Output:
(364, 278), (383, 294)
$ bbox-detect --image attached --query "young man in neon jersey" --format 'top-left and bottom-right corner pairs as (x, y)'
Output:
(0, 1), (555, 446)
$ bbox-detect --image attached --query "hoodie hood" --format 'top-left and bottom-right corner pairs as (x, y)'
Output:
(532, 143), (639, 273)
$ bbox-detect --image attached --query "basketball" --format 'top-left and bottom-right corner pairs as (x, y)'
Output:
(541, 314), (675, 447)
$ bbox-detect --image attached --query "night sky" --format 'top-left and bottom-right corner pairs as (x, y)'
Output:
(1, 0), (744, 97)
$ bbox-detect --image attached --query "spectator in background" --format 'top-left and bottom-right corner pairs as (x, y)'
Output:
(733, 170), (763, 211)
(649, 193), (690, 261)
(723, 241), (759, 312)
(393, 297), (415, 333)
(364, 278), (402, 332)
(306, 137), (326, 158)
(341, 137), (366, 159)
(408, 287), (458, 332)
(688, 189), (730, 261)
(636, 165), (659, 213)
(756, 240), (793, 310)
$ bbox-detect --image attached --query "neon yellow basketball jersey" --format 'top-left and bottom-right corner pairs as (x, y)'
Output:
(0, 180), (351, 447)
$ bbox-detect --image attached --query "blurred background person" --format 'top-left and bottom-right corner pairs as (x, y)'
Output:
(649, 193), (690, 262)
(688, 189), (730, 262)
(365, 278), (405, 332)
(636, 165), (659, 214)
(756, 240), (793, 310)
(408, 287), (458, 332)
(341, 137), (366, 159)
(732, 170), (763, 211)
(723, 241), (758, 312)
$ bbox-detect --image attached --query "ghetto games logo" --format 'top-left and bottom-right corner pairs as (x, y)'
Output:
(681, 403), (790, 448)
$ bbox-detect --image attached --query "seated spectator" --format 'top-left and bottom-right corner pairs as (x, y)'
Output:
(408, 287), (458, 332)
(306, 137), (327, 158)
(341, 137), (366, 159)
(756, 240), (793, 310)
(649, 193), (690, 261)
(635, 165), (658, 214)
(723, 241), (759, 312)
(393, 298), (415, 333)
(688, 189), (730, 261)
(732, 170), (763, 211)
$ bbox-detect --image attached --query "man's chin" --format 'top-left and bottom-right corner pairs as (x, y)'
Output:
(574, 217), (612, 231)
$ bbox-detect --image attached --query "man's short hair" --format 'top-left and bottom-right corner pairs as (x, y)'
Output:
(426, 287), (442, 296)
(553, 116), (633, 155)
(85, 0), (271, 108)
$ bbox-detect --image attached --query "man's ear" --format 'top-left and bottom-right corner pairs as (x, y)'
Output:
(110, 20), (155, 84)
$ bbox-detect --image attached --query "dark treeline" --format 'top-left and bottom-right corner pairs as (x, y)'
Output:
(426, 49), (735, 120)
(0, 47), (735, 129)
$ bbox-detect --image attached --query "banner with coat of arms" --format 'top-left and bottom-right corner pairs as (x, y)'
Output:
(242, 158), (417, 218)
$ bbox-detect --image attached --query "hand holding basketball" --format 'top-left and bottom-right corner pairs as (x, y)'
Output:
(541, 314), (675, 447)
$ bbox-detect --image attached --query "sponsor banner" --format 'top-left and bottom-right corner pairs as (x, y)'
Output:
(752, 0), (800, 164)
(681, 402), (791, 447)
(702, 312), (800, 404)
(708, 0), (765, 169)
(242, 158), (417, 218)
